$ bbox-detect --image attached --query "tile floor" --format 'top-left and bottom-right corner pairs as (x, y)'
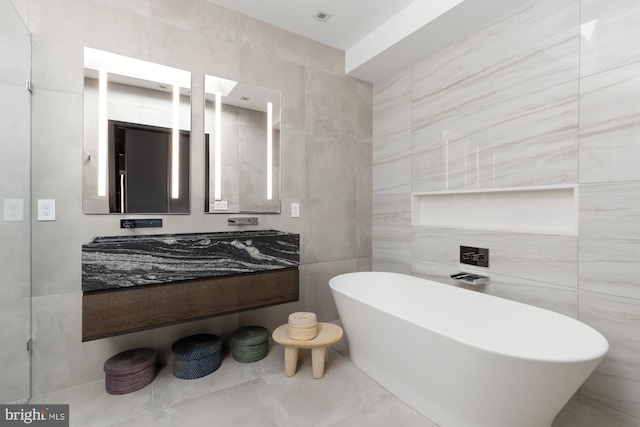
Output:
(31, 342), (637, 427)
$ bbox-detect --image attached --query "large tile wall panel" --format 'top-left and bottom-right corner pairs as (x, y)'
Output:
(372, 193), (411, 259)
(372, 68), (412, 139)
(411, 81), (579, 192)
(579, 61), (640, 183)
(373, 130), (411, 194)
(302, 260), (357, 323)
(357, 141), (373, 259)
(580, 182), (640, 300)
(412, 227), (578, 288)
(302, 199), (357, 264)
(305, 67), (358, 141)
(412, 0), (579, 126)
(580, 0), (640, 77)
(306, 135), (356, 201)
(579, 290), (640, 420)
(372, 189), (411, 274)
(412, 260), (578, 318)
(372, 251), (412, 275)
(356, 81), (374, 141)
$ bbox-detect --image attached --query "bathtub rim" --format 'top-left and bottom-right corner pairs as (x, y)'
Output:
(329, 271), (609, 364)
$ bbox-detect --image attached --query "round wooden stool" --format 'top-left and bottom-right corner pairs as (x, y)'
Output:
(272, 322), (343, 379)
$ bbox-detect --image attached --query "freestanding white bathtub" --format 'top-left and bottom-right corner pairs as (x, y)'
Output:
(329, 272), (608, 427)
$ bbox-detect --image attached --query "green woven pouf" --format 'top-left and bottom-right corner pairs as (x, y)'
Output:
(231, 326), (269, 363)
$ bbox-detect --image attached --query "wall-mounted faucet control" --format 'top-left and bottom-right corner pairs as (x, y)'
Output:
(460, 246), (489, 268)
(450, 272), (490, 286)
(120, 218), (163, 228)
(228, 217), (259, 226)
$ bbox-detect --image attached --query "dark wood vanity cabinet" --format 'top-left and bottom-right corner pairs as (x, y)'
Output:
(82, 268), (299, 341)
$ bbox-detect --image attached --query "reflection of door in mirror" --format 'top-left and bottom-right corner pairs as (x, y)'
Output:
(109, 121), (189, 213)
(82, 48), (191, 214)
(204, 75), (281, 214)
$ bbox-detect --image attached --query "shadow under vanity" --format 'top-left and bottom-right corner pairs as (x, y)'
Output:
(81, 230), (299, 341)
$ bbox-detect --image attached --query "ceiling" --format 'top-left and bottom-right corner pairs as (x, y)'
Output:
(205, 0), (534, 82)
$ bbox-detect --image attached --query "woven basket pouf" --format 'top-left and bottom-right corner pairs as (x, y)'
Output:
(288, 312), (318, 341)
(171, 334), (223, 379)
(104, 348), (157, 395)
(231, 326), (269, 363)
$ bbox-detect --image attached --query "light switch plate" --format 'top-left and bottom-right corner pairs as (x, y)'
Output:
(4, 199), (24, 222)
(291, 203), (300, 218)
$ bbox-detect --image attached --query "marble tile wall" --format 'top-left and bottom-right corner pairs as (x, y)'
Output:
(373, 0), (640, 423)
(26, 0), (371, 399)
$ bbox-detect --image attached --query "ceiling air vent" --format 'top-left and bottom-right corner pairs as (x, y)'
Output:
(313, 10), (332, 23)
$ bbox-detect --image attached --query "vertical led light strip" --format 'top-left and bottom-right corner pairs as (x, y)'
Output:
(97, 69), (108, 197)
(171, 85), (180, 199)
(267, 102), (273, 200)
(214, 92), (222, 200)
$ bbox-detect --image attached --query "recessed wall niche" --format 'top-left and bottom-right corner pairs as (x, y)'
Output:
(413, 185), (578, 236)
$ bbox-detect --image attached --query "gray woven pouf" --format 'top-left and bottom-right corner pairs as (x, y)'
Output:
(104, 348), (157, 395)
(231, 326), (269, 363)
(171, 334), (223, 379)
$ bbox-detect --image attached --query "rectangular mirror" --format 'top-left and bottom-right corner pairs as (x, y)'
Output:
(83, 48), (191, 214)
(204, 75), (281, 213)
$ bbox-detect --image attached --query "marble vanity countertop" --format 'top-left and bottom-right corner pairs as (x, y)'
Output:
(82, 230), (300, 292)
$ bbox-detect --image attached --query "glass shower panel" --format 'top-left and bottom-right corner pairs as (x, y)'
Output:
(0, 0), (31, 404)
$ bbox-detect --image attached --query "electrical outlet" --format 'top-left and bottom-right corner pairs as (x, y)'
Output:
(3, 199), (24, 222)
(38, 199), (56, 221)
(214, 200), (228, 211)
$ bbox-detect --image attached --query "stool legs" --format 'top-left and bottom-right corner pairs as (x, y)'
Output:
(311, 346), (327, 379)
(284, 346), (298, 377)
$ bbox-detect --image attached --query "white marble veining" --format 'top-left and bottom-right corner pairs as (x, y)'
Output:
(412, 81), (579, 192)
(412, 260), (578, 318)
(579, 291), (640, 420)
(579, 182), (640, 300)
(412, 0), (579, 127)
(372, 68), (412, 139)
(372, 193), (411, 258)
(579, 60), (640, 183)
(580, 0), (640, 77)
(371, 0), (640, 423)
(580, 182), (640, 240)
(580, 238), (640, 301)
(372, 129), (411, 194)
(372, 251), (412, 275)
(412, 226), (577, 288)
